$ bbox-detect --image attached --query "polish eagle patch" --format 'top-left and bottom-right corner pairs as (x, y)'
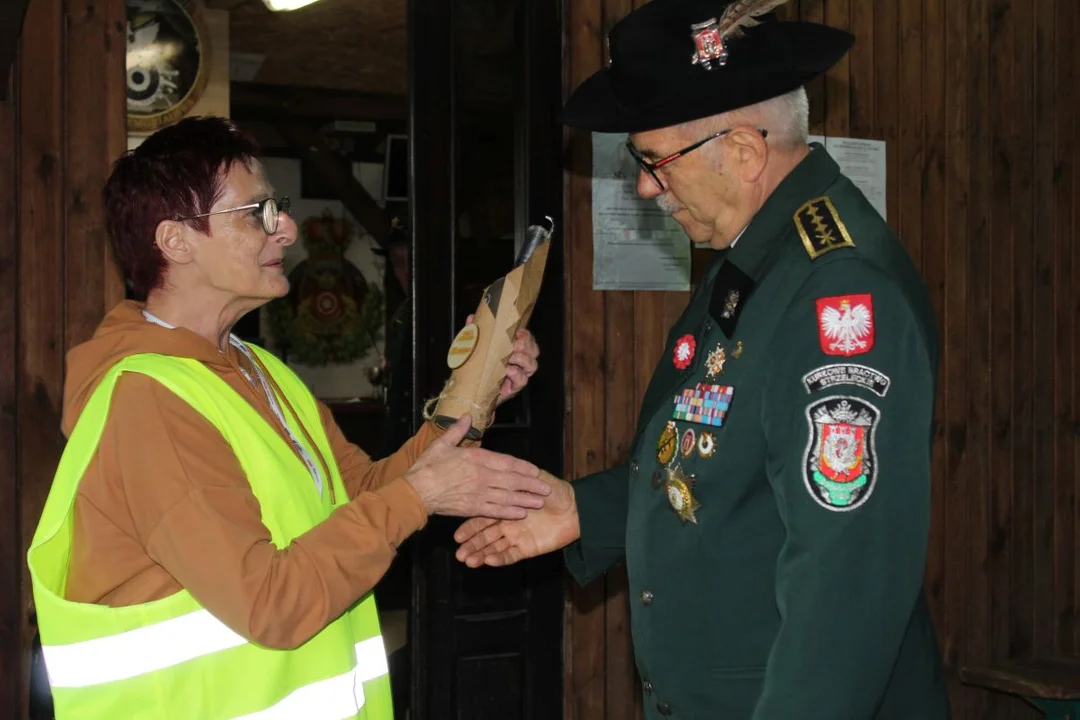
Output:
(816, 294), (874, 357)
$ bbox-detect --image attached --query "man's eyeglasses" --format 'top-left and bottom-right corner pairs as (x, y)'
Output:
(177, 196), (292, 236)
(626, 129), (769, 192)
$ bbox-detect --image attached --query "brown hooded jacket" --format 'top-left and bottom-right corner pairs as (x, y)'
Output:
(62, 301), (437, 649)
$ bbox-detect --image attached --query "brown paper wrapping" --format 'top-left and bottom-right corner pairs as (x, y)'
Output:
(426, 234), (552, 439)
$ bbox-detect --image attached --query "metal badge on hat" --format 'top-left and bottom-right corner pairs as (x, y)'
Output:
(691, 0), (793, 71)
(690, 17), (728, 70)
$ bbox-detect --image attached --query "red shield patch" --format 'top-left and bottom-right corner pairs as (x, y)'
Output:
(816, 294), (874, 357)
(818, 423), (866, 482)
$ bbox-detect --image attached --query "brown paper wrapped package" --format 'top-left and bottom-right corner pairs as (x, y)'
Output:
(425, 229), (552, 440)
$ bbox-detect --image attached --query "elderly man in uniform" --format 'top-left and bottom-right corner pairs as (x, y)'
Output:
(455, 1), (951, 717)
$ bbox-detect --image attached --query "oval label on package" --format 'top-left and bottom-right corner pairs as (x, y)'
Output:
(447, 323), (479, 369)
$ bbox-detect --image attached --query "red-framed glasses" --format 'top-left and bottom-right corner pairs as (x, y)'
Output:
(626, 128), (768, 191)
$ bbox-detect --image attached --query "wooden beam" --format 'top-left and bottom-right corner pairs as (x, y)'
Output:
(0, 0), (30, 101)
(232, 82), (408, 123)
(272, 120), (392, 247)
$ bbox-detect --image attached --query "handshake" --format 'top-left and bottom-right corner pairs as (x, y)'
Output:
(402, 413), (581, 568)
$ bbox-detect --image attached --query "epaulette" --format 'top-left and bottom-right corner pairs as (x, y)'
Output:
(794, 197), (855, 260)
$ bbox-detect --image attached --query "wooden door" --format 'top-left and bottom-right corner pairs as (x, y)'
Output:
(406, 1), (566, 718)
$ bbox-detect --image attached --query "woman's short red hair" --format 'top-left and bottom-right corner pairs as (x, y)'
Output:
(103, 116), (260, 299)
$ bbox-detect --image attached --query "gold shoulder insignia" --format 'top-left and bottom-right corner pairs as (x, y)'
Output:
(794, 197), (855, 260)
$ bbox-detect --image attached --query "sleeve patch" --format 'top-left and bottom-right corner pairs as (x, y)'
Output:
(795, 196), (855, 259)
(802, 363), (891, 397)
(816, 294), (875, 356)
(804, 396), (880, 512)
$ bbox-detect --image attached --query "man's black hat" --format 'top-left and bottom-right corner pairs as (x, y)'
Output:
(561, 0), (854, 134)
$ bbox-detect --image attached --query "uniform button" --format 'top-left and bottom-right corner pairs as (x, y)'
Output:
(640, 589), (653, 605)
(642, 680), (653, 694)
(630, 460), (639, 477)
(657, 701), (673, 716)
(651, 469), (663, 489)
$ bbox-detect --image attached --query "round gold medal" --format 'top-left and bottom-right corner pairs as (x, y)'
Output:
(656, 421), (677, 465)
(447, 323), (479, 369)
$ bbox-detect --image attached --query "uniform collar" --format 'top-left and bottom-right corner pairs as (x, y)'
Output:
(709, 144), (841, 336)
(727, 143), (841, 282)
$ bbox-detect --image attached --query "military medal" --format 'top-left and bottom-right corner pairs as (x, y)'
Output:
(664, 465), (701, 524)
(679, 428), (696, 458)
(705, 344), (727, 378)
(673, 383), (734, 427)
(673, 334), (696, 370)
(697, 431), (716, 458)
(732, 340), (744, 359)
(690, 17), (728, 70)
(656, 421), (678, 465)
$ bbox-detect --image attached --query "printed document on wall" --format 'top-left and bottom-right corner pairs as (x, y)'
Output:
(591, 133), (691, 291)
(809, 136), (887, 221)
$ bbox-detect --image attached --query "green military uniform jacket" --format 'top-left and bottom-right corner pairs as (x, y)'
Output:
(565, 146), (951, 719)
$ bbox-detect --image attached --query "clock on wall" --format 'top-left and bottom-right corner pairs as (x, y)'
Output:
(125, 0), (211, 133)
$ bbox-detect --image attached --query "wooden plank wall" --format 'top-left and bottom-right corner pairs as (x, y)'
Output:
(0, 0), (126, 715)
(562, 1), (1080, 719)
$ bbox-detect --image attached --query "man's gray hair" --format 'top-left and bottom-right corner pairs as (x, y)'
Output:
(686, 86), (810, 152)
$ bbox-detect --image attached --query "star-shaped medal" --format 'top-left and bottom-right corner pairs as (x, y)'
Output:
(705, 344), (727, 378)
(664, 464), (701, 524)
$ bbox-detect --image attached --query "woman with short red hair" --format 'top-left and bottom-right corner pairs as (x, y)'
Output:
(28, 115), (545, 720)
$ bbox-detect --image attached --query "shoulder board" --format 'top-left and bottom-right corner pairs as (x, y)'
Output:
(794, 196), (855, 260)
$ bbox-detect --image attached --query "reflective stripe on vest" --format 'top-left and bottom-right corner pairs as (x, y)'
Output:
(28, 348), (394, 719)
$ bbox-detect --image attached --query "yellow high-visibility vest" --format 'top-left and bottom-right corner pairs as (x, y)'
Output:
(28, 346), (393, 719)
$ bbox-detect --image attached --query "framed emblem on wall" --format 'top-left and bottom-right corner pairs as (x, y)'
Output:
(125, 0), (211, 133)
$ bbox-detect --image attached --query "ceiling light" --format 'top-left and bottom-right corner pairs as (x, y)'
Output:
(262, 0), (323, 11)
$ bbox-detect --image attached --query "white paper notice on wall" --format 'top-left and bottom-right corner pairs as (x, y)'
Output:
(808, 136), (887, 221)
(591, 133), (691, 292)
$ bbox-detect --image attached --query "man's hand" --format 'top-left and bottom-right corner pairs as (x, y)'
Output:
(457, 313), (538, 407)
(453, 473), (580, 567)
(405, 416), (550, 520)
(498, 328), (539, 405)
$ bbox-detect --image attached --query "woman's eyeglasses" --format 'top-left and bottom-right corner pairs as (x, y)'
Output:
(177, 196), (292, 236)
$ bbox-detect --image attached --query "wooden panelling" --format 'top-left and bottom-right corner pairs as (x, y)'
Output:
(0, 64), (20, 719)
(563, 1), (1080, 719)
(0, 0), (126, 715)
(18, 4), (67, 714)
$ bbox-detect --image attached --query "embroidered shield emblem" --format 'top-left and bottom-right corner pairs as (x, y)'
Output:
(804, 396), (879, 511)
(816, 294), (874, 357)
